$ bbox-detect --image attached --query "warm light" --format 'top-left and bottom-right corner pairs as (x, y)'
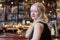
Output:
(25, 0), (27, 2)
(49, 11), (52, 13)
(26, 21), (30, 24)
(42, 0), (44, 3)
(54, 38), (59, 40)
(48, 3), (50, 6)
(0, 4), (2, 6)
(11, 2), (13, 4)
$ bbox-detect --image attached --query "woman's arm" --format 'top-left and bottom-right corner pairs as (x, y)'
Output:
(25, 25), (34, 38)
(31, 23), (44, 40)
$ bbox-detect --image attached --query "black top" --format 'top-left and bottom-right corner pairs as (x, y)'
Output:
(29, 22), (51, 40)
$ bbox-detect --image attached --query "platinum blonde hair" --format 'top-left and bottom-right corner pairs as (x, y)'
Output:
(31, 2), (48, 23)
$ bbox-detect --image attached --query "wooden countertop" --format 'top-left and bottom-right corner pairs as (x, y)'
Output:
(51, 35), (60, 40)
(0, 34), (60, 40)
(0, 34), (28, 40)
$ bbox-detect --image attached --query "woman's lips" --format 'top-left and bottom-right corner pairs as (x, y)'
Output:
(32, 16), (35, 17)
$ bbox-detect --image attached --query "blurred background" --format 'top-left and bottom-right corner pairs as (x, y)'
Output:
(0, 0), (60, 40)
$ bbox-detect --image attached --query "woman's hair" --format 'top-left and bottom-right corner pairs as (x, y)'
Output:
(31, 2), (48, 23)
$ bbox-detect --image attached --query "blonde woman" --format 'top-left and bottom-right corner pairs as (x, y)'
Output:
(25, 2), (51, 40)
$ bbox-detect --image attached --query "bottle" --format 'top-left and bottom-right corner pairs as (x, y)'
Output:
(51, 27), (55, 35)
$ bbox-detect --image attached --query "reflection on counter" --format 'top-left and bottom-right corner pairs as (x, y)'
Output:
(0, 22), (31, 36)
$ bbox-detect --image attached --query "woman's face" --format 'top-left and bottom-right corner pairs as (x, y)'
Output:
(30, 5), (41, 20)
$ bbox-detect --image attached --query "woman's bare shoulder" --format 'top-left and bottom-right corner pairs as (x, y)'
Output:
(34, 22), (44, 28)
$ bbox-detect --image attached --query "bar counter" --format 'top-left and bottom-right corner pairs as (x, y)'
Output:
(52, 35), (60, 40)
(0, 34), (60, 40)
(0, 34), (28, 40)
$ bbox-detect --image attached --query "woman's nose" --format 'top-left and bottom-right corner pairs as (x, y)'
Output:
(31, 12), (35, 15)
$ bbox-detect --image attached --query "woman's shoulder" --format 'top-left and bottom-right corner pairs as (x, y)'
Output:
(34, 22), (44, 29)
(36, 21), (47, 25)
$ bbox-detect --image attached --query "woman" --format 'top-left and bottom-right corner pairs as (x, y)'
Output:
(25, 2), (51, 40)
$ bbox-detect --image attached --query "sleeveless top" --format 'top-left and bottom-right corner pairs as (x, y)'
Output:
(29, 22), (51, 40)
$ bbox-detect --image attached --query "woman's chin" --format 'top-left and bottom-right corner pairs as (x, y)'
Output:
(32, 18), (36, 20)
